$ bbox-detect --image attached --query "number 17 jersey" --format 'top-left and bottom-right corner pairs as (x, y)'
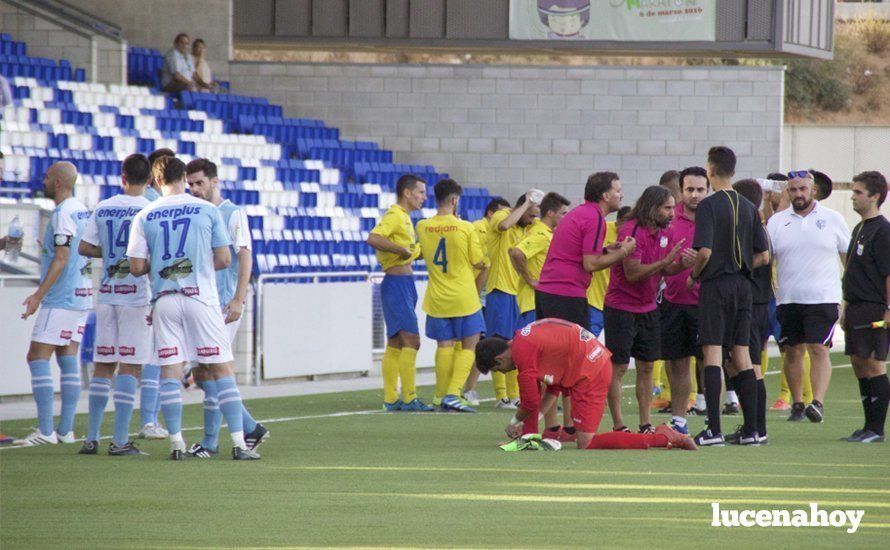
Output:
(127, 193), (231, 306)
(81, 194), (151, 306)
(416, 214), (484, 318)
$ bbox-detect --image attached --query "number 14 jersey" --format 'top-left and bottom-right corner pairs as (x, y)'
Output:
(127, 193), (231, 306)
(416, 214), (484, 318)
(81, 194), (151, 306)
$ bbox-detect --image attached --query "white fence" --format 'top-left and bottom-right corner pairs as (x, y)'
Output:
(782, 125), (890, 182)
(253, 272), (438, 384)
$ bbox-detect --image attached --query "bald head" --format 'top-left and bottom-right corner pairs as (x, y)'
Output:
(43, 161), (78, 201)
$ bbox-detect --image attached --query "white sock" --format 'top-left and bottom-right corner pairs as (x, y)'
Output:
(726, 390), (738, 405)
(169, 432), (185, 450)
(695, 394), (706, 409)
(671, 416), (687, 428)
(231, 431), (247, 450)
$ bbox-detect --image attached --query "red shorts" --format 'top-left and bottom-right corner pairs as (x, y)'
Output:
(566, 362), (611, 433)
(523, 361), (612, 435)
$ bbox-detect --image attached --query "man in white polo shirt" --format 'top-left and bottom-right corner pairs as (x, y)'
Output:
(767, 170), (850, 423)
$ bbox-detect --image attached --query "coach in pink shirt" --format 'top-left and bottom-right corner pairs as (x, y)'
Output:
(604, 185), (692, 433)
(659, 167), (709, 434)
(536, 171), (635, 327)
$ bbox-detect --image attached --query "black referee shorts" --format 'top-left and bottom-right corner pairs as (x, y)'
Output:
(604, 306), (661, 365)
(844, 302), (889, 361)
(776, 303), (839, 348)
(698, 274), (752, 348)
(535, 289), (588, 328)
(749, 303), (770, 366)
(660, 300), (700, 361)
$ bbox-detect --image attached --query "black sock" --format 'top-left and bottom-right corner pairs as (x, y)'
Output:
(757, 378), (767, 438)
(563, 426), (576, 435)
(733, 369), (758, 437)
(868, 375), (890, 436)
(704, 365), (723, 434)
(858, 377), (871, 431)
(546, 425), (561, 433)
(723, 366), (734, 393)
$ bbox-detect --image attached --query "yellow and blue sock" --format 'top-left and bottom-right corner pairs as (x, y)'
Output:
(57, 354), (81, 435)
(447, 349), (475, 397)
(216, 376), (246, 447)
(112, 374), (138, 447)
(159, 377), (183, 437)
(399, 347), (418, 402)
(382, 347), (401, 404)
(435, 346), (455, 400)
(140, 364), (160, 426)
(28, 359), (54, 436)
(197, 378), (221, 450)
(87, 376), (112, 441)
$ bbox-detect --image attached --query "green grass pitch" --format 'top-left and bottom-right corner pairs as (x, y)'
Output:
(2, 354), (889, 548)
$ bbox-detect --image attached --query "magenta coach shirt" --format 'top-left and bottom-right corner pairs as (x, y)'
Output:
(537, 201), (606, 299)
(663, 207), (699, 306)
(604, 219), (671, 313)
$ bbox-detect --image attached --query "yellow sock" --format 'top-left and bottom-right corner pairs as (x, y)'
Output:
(761, 349), (769, 375)
(382, 346), (401, 404)
(779, 352), (791, 401)
(803, 352), (813, 403)
(492, 371), (507, 400)
(506, 370), (519, 400)
(399, 347), (418, 403)
(434, 346), (455, 400)
(659, 361), (671, 400)
(447, 349), (476, 397)
(652, 360), (663, 389)
(689, 362), (697, 401)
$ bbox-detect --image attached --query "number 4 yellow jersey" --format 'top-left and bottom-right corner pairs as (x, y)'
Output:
(417, 215), (484, 317)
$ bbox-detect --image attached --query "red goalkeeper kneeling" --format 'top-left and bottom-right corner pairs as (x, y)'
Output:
(475, 318), (696, 451)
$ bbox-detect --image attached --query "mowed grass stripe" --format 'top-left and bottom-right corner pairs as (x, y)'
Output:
(500, 481), (890, 496)
(274, 465), (890, 481)
(345, 491), (890, 510)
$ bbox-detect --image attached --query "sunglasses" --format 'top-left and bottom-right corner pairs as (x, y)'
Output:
(787, 170), (811, 179)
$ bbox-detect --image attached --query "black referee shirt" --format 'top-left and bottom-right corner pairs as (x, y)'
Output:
(843, 215), (890, 305)
(693, 190), (768, 282)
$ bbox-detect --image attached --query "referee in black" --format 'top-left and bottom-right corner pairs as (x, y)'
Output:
(841, 171), (890, 443)
(688, 146), (770, 446)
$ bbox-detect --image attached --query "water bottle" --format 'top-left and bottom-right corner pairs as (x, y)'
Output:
(5, 216), (23, 262)
(530, 189), (545, 204)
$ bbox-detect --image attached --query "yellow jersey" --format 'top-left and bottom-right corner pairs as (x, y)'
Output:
(486, 209), (523, 295)
(472, 218), (492, 270)
(416, 215), (484, 317)
(370, 204), (420, 271)
(514, 219), (553, 314)
(586, 221), (618, 309)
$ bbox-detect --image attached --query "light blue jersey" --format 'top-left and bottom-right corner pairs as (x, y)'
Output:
(127, 193), (230, 306)
(143, 185), (161, 202)
(80, 194), (151, 306)
(40, 197), (92, 310)
(215, 199), (252, 307)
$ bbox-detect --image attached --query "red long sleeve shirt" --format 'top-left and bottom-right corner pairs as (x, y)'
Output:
(511, 318), (612, 413)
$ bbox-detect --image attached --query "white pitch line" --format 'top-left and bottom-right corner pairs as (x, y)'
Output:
(0, 364), (855, 451)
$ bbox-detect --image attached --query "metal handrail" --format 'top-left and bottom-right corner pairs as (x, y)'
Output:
(6, 0), (124, 40)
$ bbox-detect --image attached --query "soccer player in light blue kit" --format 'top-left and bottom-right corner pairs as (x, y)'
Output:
(127, 156), (260, 460)
(14, 162), (93, 446)
(77, 154), (153, 456)
(136, 148), (176, 440)
(184, 158), (268, 458)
